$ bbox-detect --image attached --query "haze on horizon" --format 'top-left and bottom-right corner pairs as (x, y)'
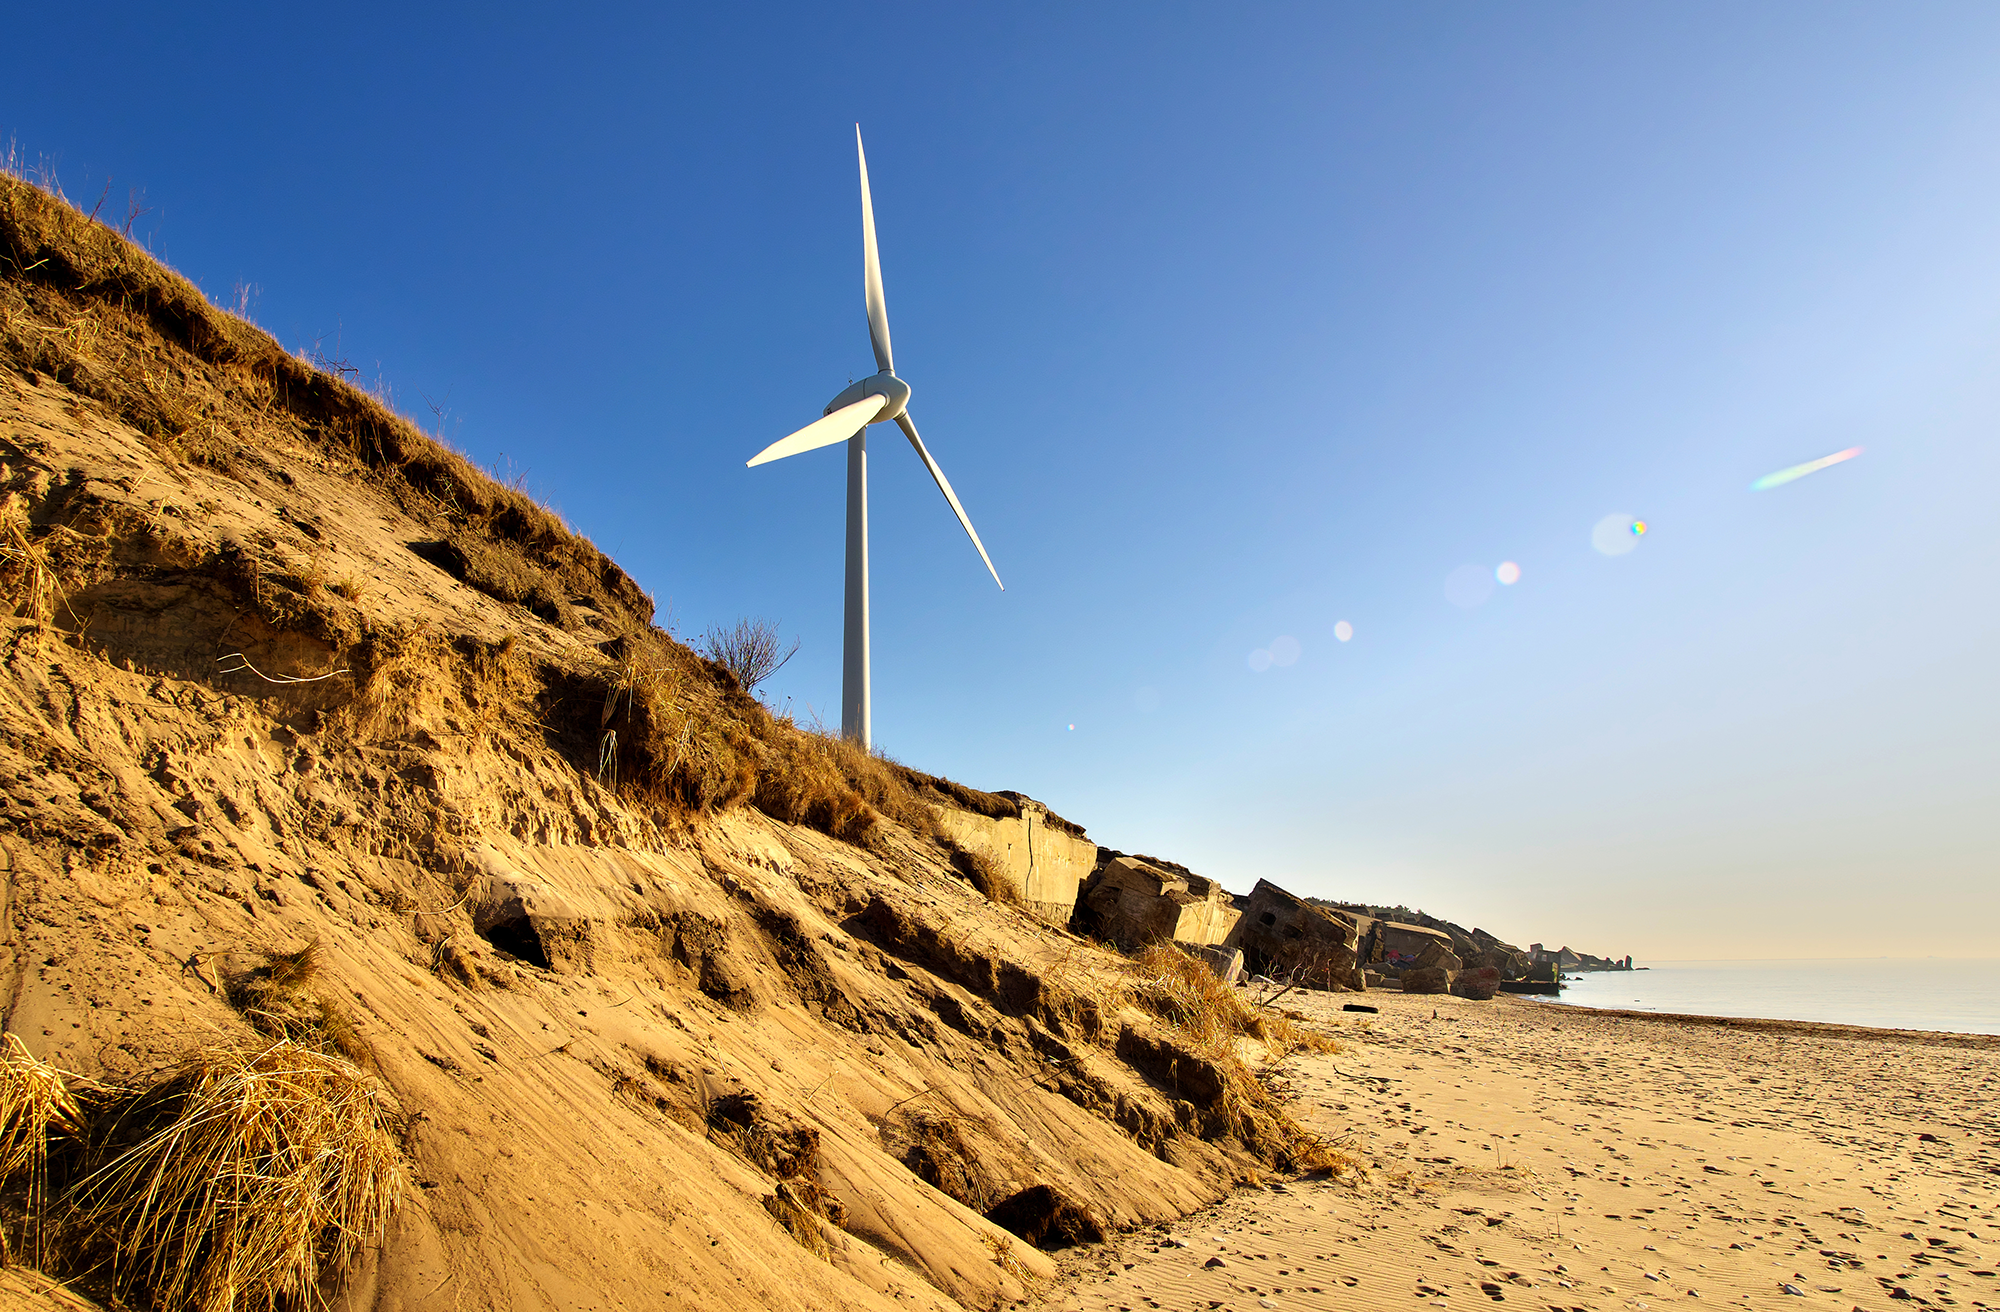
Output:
(7, 3), (1997, 962)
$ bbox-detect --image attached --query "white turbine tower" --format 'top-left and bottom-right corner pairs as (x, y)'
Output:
(747, 126), (1003, 749)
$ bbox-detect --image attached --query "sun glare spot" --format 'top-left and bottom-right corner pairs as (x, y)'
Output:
(1593, 513), (1643, 556)
(1334, 620), (1353, 643)
(1445, 563), (1495, 608)
(1496, 561), (1521, 585)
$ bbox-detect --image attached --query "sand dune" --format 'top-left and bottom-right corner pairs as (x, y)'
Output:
(1048, 990), (1999, 1312)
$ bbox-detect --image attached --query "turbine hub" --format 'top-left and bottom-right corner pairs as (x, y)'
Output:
(825, 371), (909, 423)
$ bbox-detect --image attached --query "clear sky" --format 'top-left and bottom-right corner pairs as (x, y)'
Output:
(9, 3), (1998, 960)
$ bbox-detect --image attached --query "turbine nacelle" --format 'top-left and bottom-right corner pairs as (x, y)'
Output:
(825, 371), (909, 423)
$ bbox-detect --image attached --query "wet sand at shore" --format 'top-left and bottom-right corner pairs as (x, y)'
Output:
(1044, 989), (2000, 1312)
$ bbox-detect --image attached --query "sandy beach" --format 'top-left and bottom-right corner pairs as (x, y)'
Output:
(1048, 989), (2000, 1312)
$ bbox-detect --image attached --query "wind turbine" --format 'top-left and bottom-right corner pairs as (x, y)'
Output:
(747, 126), (1003, 750)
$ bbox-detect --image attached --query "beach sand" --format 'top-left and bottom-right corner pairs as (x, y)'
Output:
(1046, 988), (2000, 1312)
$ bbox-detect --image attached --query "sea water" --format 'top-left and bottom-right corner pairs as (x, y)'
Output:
(1540, 957), (2000, 1037)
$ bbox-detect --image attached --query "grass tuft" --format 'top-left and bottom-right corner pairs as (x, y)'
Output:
(0, 1034), (90, 1266)
(1252, 1012), (1341, 1063)
(762, 1179), (833, 1257)
(1032, 943), (1133, 1044)
(226, 941), (370, 1067)
(1132, 942), (1258, 1055)
(262, 940), (320, 989)
(63, 1041), (405, 1312)
(1128, 944), (1361, 1177)
(1133, 943), (1341, 1061)
(896, 1108), (994, 1211)
(943, 839), (1025, 909)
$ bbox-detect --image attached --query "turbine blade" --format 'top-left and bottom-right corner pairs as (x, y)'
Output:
(746, 395), (886, 467)
(896, 411), (1003, 590)
(858, 125), (894, 374)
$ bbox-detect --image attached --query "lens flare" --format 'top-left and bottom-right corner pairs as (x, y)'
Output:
(1333, 620), (1353, 642)
(1751, 446), (1863, 491)
(1445, 563), (1495, 608)
(1495, 561), (1521, 585)
(1592, 514), (1642, 556)
(1247, 648), (1273, 673)
(1269, 635), (1301, 667)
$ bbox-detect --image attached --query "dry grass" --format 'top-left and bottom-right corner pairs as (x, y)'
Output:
(1286, 1128), (1365, 1177)
(749, 730), (877, 844)
(1033, 943), (1134, 1045)
(0, 172), (652, 635)
(1128, 945), (1361, 1177)
(339, 626), (452, 743)
(225, 941), (370, 1067)
(1132, 943), (1259, 1055)
(893, 768), (1023, 821)
(63, 1040), (405, 1312)
(462, 634), (536, 743)
(981, 1228), (1024, 1274)
(0, 496), (111, 641)
(895, 1108), (993, 1211)
(1132, 943), (1340, 1061)
(762, 1178), (837, 1257)
(0, 1034), (90, 1266)
(705, 1093), (846, 1258)
(944, 839), (1026, 909)
(339, 626), (532, 752)
(601, 627), (758, 817)
(1254, 1012), (1341, 1062)
(0, 496), (58, 632)
(815, 735), (940, 837)
(593, 625), (943, 845)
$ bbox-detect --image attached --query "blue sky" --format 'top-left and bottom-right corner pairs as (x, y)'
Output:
(9, 3), (1998, 958)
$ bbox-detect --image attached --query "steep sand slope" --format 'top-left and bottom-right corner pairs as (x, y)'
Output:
(1052, 990), (2000, 1312)
(0, 174), (1330, 1311)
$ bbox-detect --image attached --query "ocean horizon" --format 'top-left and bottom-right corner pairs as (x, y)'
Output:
(1536, 956), (2000, 1036)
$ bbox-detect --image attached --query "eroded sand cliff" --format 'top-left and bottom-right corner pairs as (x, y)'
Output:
(0, 174), (1339, 1312)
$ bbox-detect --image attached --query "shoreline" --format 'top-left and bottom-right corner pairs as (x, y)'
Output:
(1044, 987), (2000, 1312)
(1537, 957), (2000, 1041)
(1523, 997), (2000, 1048)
